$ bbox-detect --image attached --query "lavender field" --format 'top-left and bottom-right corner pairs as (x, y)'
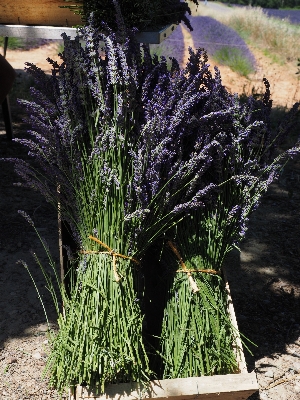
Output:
(262, 8), (300, 24)
(150, 15), (256, 74)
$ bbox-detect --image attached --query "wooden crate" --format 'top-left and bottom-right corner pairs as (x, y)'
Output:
(0, 0), (81, 26)
(69, 275), (259, 400)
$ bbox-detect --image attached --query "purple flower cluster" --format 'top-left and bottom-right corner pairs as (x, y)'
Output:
(12, 17), (299, 256)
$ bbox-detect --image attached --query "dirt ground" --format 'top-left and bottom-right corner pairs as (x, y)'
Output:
(0, 12), (300, 400)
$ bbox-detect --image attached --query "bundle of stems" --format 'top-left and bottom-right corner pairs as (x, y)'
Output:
(159, 238), (239, 378)
(157, 84), (300, 379)
(10, 4), (300, 393)
(157, 182), (256, 378)
(155, 184), (263, 377)
(156, 186), (245, 378)
(12, 19), (232, 393)
(43, 47), (152, 391)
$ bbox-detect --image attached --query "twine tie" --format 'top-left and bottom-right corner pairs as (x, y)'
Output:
(167, 240), (220, 293)
(80, 235), (140, 282)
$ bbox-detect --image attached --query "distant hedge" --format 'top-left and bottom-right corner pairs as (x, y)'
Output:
(217, 0), (300, 9)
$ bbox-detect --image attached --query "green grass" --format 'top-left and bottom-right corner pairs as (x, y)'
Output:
(213, 46), (255, 77)
(0, 37), (24, 50)
(262, 48), (284, 65)
(279, 6), (300, 10)
(56, 42), (64, 54)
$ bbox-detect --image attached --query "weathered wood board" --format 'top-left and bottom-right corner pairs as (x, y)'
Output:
(72, 372), (258, 400)
(69, 273), (259, 400)
(0, 0), (81, 26)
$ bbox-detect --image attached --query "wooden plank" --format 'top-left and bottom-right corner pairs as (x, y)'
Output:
(0, 0), (81, 26)
(0, 25), (79, 39)
(73, 372), (258, 400)
(0, 24), (177, 43)
(69, 274), (258, 400)
(224, 268), (248, 374)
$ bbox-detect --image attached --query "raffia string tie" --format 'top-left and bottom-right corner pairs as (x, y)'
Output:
(176, 269), (221, 275)
(80, 235), (140, 283)
(167, 241), (221, 293)
(167, 240), (199, 293)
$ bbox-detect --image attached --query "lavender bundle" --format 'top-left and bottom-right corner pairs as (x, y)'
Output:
(158, 75), (300, 378)
(158, 237), (239, 378)
(11, 20), (237, 393)
(14, 30), (152, 391)
(11, 5), (300, 392)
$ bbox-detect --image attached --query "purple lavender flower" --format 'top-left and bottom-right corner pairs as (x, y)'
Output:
(10, 14), (299, 260)
(18, 210), (34, 227)
(6, 15), (300, 393)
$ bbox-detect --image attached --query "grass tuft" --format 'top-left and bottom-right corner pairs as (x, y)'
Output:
(0, 36), (24, 50)
(213, 46), (255, 77)
(262, 48), (284, 65)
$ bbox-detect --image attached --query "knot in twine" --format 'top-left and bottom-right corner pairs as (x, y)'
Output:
(80, 235), (140, 283)
(167, 240), (220, 293)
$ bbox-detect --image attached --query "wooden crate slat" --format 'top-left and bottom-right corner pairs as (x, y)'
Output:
(73, 372), (258, 400)
(0, 23), (177, 43)
(0, 0), (81, 26)
(0, 25), (79, 39)
(223, 269), (248, 374)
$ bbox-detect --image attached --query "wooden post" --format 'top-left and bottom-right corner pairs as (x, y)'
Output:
(1, 36), (13, 140)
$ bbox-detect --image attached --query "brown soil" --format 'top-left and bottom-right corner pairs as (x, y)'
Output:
(0, 17), (300, 400)
(4, 42), (62, 75)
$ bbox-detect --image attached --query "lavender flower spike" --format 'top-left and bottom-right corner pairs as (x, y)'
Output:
(18, 210), (34, 227)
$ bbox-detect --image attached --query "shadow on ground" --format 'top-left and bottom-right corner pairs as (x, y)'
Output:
(225, 152), (300, 398)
